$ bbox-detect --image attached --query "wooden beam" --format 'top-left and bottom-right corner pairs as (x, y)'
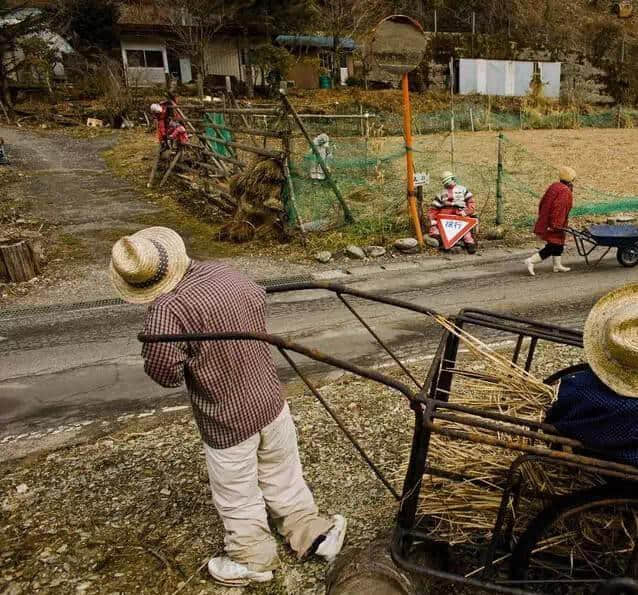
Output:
(201, 108), (278, 115)
(186, 143), (245, 168)
(283, 158), (306, 245)
(176, 106), (230, 176)
(198, 134), (283, 159)
(159, 150), (182, 188)
(194, 120), (284, 139)
(194, 161), (228, 176)
(226, 91), (260, 148)
(147, 145), (162, 188)
(174, 174), (236, 214)
(203, 191), (237, 214)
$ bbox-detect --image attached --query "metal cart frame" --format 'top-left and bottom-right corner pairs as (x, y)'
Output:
(139, 283), (638, 594)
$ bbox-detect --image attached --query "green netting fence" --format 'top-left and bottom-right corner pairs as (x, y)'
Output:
(500, 135), (638, 228)
(285, 121), (638, 237)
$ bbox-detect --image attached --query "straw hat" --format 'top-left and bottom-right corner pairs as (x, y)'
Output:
(584, 283), (638, 397)
(110, 227), (190, 304)
(559, 166), (577, 183)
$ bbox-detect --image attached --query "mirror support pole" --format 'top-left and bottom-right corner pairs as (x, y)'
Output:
(402, 72), (425, 248)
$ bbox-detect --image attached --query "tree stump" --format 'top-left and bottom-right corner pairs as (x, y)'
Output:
(326, 536), (416, 595)
(0, 239), (42, 282)
(326, 533), (451, 595)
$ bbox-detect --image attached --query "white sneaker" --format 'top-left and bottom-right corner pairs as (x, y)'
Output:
(207, 556), (273, 586)
(316, 514), (347, 563)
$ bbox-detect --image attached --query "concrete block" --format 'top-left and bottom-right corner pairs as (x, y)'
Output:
(311, 270), (349, 280)
(346, 265), (384, 276)
(381, 262), (420, 272)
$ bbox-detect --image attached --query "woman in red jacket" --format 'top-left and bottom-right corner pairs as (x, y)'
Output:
(524, 166), (576, 276)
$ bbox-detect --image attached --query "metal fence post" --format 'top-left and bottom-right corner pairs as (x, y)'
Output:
(496, 133), (504, 225)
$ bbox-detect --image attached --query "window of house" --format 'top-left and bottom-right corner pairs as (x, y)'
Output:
(145, 50), (164, 68)
(126, 50), (144, 68)
(126, 49), (164, 68)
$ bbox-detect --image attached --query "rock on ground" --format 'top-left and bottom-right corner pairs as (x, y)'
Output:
(345, 245), (366, 260)
(394, 238), (418, 253)
(315, 251), (333, 263)
(365, 246), (386, 258)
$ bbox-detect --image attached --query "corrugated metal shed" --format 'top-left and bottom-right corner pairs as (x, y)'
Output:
(203, 38), (241, 78)
(459, 59), (561, 98)
(275, 35), (356, 51)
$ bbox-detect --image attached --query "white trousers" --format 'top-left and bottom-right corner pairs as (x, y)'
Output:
(204, 402), (333, 571)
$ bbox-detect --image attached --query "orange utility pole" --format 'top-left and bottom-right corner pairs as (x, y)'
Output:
(402, 72), (424, 247)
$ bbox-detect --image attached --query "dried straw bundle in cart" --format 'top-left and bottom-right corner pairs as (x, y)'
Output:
(401, 316), (605, 547)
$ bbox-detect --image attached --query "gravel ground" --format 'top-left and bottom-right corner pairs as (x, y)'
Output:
(0, 339), (588, 595)
(0, 371), (411, 595)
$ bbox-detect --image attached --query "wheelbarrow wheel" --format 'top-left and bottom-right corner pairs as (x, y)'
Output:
(509, 483), (638, 586)
(617, 245), (638, 267)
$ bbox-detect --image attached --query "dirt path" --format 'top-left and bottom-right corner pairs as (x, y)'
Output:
(0, 127), (315, 305)
(1, 126), (159, 249)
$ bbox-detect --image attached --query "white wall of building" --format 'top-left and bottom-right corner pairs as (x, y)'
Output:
(459, 58), (561, 98)
(121, 38), (169, 86)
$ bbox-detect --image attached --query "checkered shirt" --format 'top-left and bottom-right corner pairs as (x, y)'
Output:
(142, 261), (284, 449)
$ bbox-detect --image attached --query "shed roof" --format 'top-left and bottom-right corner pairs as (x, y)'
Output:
(275, 35), (356, 51)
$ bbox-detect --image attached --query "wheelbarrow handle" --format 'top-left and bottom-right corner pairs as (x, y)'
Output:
(559, 226), (590, 239)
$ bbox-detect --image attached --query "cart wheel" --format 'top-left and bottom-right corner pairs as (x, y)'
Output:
(509, 483), (638, 587)
(617, 245), (638, 267)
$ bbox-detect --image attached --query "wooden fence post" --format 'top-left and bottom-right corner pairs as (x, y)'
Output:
(496, 133), (505, 225)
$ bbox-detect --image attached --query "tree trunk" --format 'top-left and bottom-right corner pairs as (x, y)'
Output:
(326, 536), (416, 595)
(246, 64), (255, 99)
(0, 65), (13, 111)
(196, 72), (204, 100)
(0, 239), (42, 282)
(326, 533), (450, 595)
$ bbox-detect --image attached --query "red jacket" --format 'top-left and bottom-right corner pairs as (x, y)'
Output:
(533, 181), (573, 245)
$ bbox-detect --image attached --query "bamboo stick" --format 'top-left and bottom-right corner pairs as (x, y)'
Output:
(198, 133), (283, 159)
(159, 150), (182, 188)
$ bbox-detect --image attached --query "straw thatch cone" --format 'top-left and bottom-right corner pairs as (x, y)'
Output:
(222, 158), (287, 242)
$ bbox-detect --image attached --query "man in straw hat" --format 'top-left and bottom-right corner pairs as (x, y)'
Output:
(524, 166), (577, 276)
(545, 283), (638, 464)
(110, 227), (347, 587)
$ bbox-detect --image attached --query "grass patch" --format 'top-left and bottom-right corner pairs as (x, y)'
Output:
(49, 232), (90, 261)
(102, 131), (244, 259)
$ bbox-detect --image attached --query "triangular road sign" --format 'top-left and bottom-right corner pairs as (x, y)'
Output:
(436, 215), (478, 249)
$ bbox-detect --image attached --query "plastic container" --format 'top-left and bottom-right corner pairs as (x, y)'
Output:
(319, 74), (332, 89)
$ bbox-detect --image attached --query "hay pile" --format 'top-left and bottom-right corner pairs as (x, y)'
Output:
(401, 317), (603, 548)
(220, 158), (287, 242)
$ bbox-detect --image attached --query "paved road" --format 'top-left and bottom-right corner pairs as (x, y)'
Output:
(2, 125), (638, 437)
(2, 252), (637, 437)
